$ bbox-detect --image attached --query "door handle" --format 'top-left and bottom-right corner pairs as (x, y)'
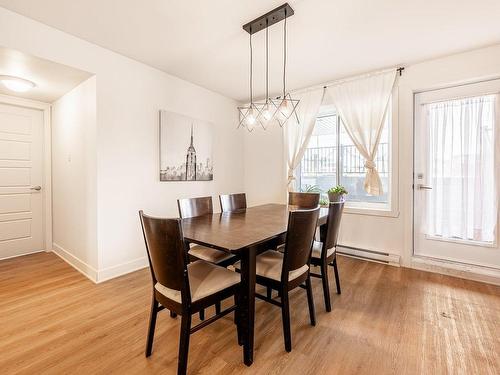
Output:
(417, 184), (432, 190)
(30, 186), (42, 191)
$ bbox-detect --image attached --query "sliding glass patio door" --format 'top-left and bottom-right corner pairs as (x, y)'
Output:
(414, 80), (500, 268)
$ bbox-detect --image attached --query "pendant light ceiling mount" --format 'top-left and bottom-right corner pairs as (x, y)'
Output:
(242, 3), (294, 35)
(238, 3), (298, 131)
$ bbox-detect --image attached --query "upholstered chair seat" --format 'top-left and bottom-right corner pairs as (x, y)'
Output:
(310, 241), (335, 259)
(188, 245), (235, 264)
(234, 250), (309, 282)
(155, 260), (240, 303)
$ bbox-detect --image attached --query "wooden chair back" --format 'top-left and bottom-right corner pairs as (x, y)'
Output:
(288, 192), (320, 208)
(177, 196), (213, 218)
(139, 211), (189, 298)
(219, 193), (247, 212)
(322, 202), (344, 257)
(282, 207), (320, 279)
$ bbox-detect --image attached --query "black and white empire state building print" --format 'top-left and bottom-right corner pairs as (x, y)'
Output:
(185, 125), (197, 180)
(159, 110), (214, 181)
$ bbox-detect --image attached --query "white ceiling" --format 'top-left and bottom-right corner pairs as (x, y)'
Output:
(0, 46), (92, 102)
(1, 0), (500, 101)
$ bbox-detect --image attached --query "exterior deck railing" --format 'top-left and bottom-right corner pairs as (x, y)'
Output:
(301, 143), (389, 175)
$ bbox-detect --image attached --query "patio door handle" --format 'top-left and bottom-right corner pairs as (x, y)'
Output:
(417, 184), (432, 190)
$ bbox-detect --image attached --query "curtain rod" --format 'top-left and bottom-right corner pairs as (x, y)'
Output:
(288, 66), (405, 97)
(247, 66), (405, 103)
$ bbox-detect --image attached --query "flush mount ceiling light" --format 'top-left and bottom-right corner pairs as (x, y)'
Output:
(238, 3), (299, 131)
(0, 75), (36, 92)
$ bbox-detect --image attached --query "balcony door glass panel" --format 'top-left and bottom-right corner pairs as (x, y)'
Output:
(414, 79), (500, 269)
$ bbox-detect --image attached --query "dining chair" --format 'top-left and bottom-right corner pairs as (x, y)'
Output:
(234, 207), (320, 352)
(219, 193), (247, 212)
(178, 196), (236, 319)
(288, 192), (320, 208)
(139, 211), (241, 375)
(177, 196), (236, 267)
(310, 201), (344, 312)
(274, 192), (320, 258)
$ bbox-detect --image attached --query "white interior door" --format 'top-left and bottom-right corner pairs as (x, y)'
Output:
(414, 80), (500, 269)
(0, 103), (44, 259)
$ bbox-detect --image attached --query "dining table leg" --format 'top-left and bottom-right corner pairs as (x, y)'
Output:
(239, 245), (256, 366)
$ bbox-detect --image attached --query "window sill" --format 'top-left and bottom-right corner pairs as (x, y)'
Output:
(344, 203), (399, 218)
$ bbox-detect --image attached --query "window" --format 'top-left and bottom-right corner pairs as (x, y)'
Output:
(299, 102), (393, 211)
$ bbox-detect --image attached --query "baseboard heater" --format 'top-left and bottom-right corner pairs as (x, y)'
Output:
(337, 245), (400, 266)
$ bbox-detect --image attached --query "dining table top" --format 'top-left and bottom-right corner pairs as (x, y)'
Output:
(181, 203), (328, 252)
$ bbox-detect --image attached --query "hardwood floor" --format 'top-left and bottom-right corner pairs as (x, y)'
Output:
(1, 252), (499, 374)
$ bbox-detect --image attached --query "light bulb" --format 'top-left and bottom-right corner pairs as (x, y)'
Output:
(261, 103), (273, 121)
(277, 99), (291, 121)
(244, 108), (256, 127)
(0, 76), (36, 92)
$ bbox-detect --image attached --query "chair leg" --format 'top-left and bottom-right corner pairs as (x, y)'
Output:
(267, 286), (272, 299)
(199, 309), (205, 320)
(234, 293), (243, 346)
(215, 302), (221, 315)
(178, 314), (191, 375)
(321, 262), (332, 312)
(305, 276), (316, 326)
(170, 310), (177, 318)
(280, 288), (292, 352)
(145, 297), (159, 357)
(332, 257), (341, 294)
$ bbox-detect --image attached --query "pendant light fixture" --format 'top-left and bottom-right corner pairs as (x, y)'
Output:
(271, 10), (299, 127)
(238, 3), (298, 131)
(237, 28), (262, 132)
(254, 19), (276, 129)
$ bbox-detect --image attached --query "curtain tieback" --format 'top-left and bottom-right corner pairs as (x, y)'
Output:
(364, 159), (376, 171)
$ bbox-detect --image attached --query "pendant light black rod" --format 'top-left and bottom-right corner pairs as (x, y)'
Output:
(282, 9), (287, 98)
(249, 28), (253, 104)
(265, 19), (269, 103)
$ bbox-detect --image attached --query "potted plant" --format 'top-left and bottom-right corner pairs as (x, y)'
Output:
(327, 185), (348, 202)
(319, 196), (330, 207)
(299, 184), (321, 193)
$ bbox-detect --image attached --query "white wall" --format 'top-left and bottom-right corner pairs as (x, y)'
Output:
(0, 7), (244, 282)
(244, 43), (500, 268)
(51, 76), (97, 275)
(243, 124), (286, 207)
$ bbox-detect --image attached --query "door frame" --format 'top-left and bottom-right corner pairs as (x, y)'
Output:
(0, 94), (52, 254)
(410, 79), (500, 285)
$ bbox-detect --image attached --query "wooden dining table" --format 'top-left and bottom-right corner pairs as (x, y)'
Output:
(181, 203), (328, 366)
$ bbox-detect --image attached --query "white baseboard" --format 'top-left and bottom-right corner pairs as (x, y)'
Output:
(96, 257), (148, 283)
(410, 256), (500, 286)
(337, 245), (401, 266)
(52, 243), (98, 283)
(52, 243), (149, 283)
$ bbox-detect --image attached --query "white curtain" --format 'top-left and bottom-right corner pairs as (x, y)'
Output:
(424, 95), (497, 243)
(284, 87), (325, 191)
(327, 70), (396, 195)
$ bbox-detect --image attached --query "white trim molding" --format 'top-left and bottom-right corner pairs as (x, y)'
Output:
(52, 243), (98, 282)
(0, 94), (52, 253)
(96, 257), (149, 283)
(410, 256), (500, 286)
(52, 243), (149, 284)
